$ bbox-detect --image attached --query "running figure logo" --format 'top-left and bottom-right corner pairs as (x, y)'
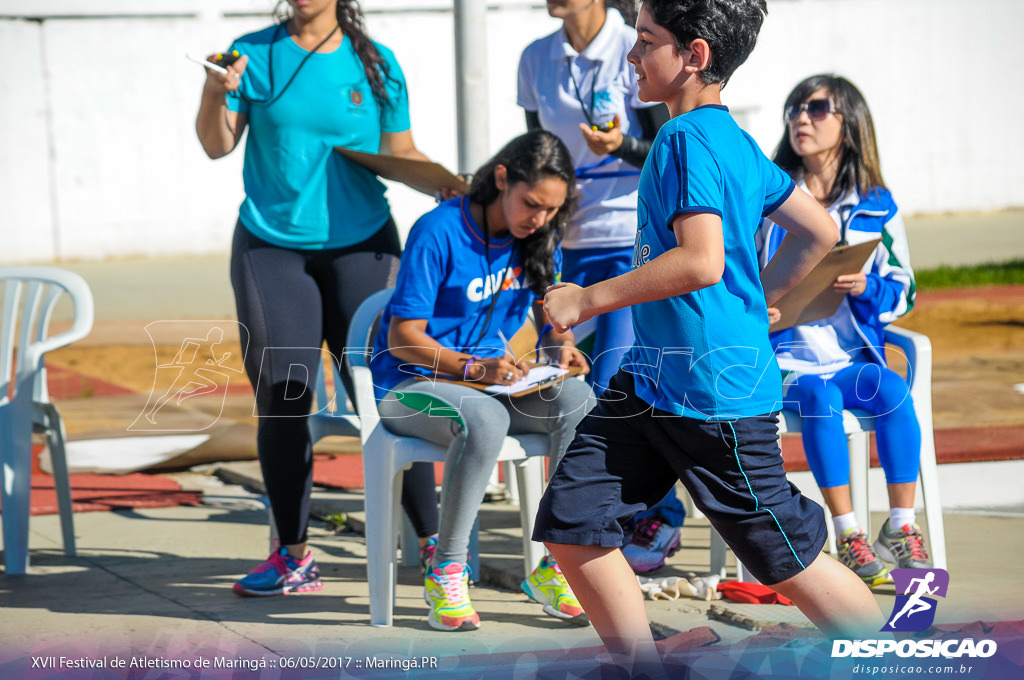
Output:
(882, 568), (949, 632)
(130, 321), (245, 432)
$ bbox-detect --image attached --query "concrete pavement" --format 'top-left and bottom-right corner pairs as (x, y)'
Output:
(3, 483), (1023, 678)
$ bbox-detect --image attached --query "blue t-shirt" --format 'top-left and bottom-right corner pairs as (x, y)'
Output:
(622, 105), (795, 419)
(370, 197), (562, 401)
(226, 25), (411, 249)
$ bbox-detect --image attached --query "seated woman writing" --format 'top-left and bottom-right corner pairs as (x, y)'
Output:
(369, 130), (595, 631)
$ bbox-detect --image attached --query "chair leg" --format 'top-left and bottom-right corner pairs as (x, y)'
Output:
(709, 529), (729, 580)
(1, 388), (34, 574)
(364, 456), (401, 627)
(38, 404), (76, 557)
(514, 456), (545, 577)
(824, 506), (837, 556)
(400, 513), (419, 568)
(504, 461), (519, 505)
(918, 437), (947, 570)
(848, 431), (871, 537)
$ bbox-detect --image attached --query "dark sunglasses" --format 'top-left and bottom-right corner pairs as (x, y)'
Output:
(785, 98), (837, 123)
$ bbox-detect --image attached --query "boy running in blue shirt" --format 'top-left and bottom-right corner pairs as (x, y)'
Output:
(538, 0), (883, 669)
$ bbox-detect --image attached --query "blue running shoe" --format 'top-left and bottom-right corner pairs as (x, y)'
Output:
(233, 547), (323, 597)
(622, 518), (680, 573)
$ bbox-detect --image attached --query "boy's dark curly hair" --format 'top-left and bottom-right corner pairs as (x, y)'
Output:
(643, 0), (768, 87)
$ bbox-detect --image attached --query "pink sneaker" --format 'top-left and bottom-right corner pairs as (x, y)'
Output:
(622, 518), (680, 573)
(233, 547), (323, 596)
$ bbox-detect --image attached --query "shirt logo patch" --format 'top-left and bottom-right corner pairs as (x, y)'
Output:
(594, 90), (614, 114)
(467, 267), (522, 303)
(350, 89), (363, 106)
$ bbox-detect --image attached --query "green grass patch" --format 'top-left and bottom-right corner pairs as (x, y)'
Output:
(916, 259), (1024, 290)
(321, 512), (348, 533)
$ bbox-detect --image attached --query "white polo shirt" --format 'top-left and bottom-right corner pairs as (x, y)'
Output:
(517, 8), (655, 249)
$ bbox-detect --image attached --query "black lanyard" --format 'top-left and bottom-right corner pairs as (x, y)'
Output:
(567, 57), (604, 129)
(837, 205), (854, 247)
(236, 22), (340, 107)
(463, 198), (516, 354)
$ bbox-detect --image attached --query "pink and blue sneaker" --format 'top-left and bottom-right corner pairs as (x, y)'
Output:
(233, 547), (323, 597)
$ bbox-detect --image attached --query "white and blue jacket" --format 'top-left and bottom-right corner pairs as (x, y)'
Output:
(756, 182), (915, 374)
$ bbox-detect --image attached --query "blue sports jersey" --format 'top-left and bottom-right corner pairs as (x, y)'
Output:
(623, 105), (795, 419)
(370, 197), (562, 401)
(226, 25), (410, 249)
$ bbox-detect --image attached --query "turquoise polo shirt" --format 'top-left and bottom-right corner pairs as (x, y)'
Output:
(227, 25), (410, 249)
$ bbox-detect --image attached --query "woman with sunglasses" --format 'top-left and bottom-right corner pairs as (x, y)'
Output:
(757, 74), (929, 588)
(517, 0), (686, 577)
(370, 131), (594, 631)
(195, 0), (444, 596)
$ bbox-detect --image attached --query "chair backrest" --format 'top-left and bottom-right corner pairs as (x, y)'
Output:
(344, 288), (394, 443)
(0, 266), (94, 407)
(345, 288), (393, 371)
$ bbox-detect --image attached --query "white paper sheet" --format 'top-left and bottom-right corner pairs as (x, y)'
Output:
(483, 365), (569, 396)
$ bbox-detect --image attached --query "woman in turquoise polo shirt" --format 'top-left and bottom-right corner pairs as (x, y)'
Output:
(195, 0), (439, 596)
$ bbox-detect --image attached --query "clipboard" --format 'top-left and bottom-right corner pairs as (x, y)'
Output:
(772, 239), (880, 330)
(415, 364), (585, 398)
(335, 147), (470, 197)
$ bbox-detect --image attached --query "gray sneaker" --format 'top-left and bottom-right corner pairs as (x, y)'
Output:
(836, 529), (892, 588)
(873, 520), (932, 569)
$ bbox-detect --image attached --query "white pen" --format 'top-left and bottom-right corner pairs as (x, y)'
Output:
(496, 330), (515, 360)
(185, 53), (229, 75)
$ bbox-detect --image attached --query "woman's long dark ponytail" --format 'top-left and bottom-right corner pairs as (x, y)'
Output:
(335, 0), (398, 110)
(469, 131), (577, 296)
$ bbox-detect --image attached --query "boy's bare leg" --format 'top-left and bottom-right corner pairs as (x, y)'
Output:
(771, 552), (884, 638)
(547, 543), (662, 673)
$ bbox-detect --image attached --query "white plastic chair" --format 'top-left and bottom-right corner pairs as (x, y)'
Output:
(346, 288), (547, 627)
(710, 326), (946, 579)
(308, 356), (360, 442)
(1, 266), (94, 574)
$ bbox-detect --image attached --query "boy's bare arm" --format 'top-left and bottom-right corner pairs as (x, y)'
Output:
(544, 212), (724, 332)
(760, 189), (839, 306)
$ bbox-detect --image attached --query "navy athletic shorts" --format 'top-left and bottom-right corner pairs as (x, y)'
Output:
(534, 370), (826, 585)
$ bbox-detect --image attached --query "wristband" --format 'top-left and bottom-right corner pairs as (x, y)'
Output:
(463, 355), (481, 380)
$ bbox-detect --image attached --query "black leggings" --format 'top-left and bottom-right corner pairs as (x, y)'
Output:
(230, 220), (436, 545)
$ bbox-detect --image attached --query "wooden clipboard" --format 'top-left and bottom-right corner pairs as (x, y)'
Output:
(415, 364), (585, 398)
(335, 147), (469, 197)
(772, 239), (880, 330)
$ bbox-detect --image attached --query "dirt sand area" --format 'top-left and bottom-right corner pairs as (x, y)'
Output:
(44, 286), (1024, 436)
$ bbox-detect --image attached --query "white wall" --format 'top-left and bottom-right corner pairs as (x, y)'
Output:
(1, 0), (1021, 264)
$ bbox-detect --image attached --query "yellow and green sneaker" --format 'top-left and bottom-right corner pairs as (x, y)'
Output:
(521, 556), (589, 625)
(424, 561), (480, 631)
